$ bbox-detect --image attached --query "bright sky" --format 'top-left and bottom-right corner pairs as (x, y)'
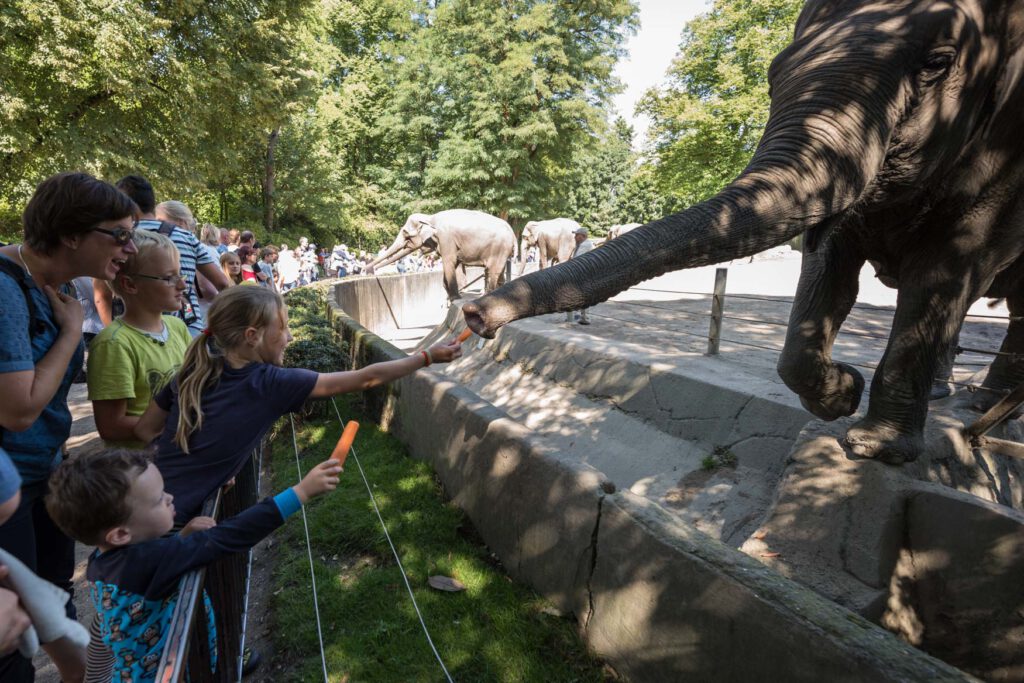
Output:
(613, 0), (711, 146)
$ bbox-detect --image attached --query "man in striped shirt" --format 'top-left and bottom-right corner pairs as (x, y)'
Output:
(95, 176), (229, 336)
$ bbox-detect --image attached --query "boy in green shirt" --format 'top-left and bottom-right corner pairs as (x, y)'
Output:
(87, 231), (192, 448)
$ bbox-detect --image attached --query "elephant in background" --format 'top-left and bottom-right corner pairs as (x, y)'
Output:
(369, 209), (515, 299)
(518, 218), (580, 275)
(606, 223), (642, 240)
(465, 0), (1024, 465)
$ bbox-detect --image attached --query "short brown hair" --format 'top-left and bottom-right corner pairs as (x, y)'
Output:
(23, 172), (139, 255)
(46, 449), (150, 545)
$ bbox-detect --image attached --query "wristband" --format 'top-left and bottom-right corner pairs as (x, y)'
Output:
(421, 350), (432, 367)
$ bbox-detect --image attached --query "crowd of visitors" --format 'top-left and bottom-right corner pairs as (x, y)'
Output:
(0, 171), (464, 682)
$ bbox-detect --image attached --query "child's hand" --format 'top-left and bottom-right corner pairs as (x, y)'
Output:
(427, 340), (463, 364)
(294, 459), (343, 503)
(180, 516), (217, 537)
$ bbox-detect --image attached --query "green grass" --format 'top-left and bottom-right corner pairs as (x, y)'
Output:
(266, 396), (613, 682)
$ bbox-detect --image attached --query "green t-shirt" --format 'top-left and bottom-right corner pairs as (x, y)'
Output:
(87, 316), (192, 448)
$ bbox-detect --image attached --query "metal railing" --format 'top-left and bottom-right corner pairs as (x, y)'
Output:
(155, 443), (262, 682)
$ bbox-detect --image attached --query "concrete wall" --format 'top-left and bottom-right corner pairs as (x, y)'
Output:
(325, 289), (969, 682)
(334, 271), (447, 339)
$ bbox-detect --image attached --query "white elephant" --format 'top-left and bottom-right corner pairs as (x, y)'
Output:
(369, 209), (515, 299)
(518, 218), (580, 275)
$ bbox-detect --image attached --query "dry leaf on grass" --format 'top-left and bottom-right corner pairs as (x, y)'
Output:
(428, 575), (466, 592)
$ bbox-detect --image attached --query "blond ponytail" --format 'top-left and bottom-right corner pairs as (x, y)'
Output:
(173, 286), (285, 452)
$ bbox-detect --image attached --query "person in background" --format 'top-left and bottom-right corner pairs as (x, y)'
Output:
(195, 223), (223, 320)
(0, 172), (138, 682)
(157, 200), (220, 311)
(226, 229), (240, 252)
(565, 227), (595, 325)
(217, 228), (231, 255)
(277, 248), (299, 292)
(87, 230), (191, 448)
(239, 230), (256, 251)
(257, 246), (279, 291)
(71, 276), (105, 383)
(237, 245), (266, 285)
(220, 251), (243, 286)
(95, 177), (229, 336)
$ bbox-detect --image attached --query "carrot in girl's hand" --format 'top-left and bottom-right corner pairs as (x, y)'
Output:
(331, 421), (360, 467)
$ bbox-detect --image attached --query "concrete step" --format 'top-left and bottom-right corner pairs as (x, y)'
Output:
(427, 305), (812, 547)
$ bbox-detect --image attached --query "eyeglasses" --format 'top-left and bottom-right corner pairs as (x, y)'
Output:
(130, 272), (187, 287)
(90, 225), (136, 245)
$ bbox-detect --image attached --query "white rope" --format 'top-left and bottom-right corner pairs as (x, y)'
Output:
(289, 414), (331, 683)
(330, 397), (454, 683)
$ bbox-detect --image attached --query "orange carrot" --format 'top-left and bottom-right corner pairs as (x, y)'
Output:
(457, 328), (473, 343)
(331, 421), (360, 467)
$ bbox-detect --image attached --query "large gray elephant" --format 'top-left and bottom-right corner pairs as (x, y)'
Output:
(370, 209), (515, 299)
(518, 218), (580, 275)
(464, 0), (1024, 465)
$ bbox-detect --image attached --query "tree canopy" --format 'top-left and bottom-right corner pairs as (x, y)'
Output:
(0, 0), (805, 246)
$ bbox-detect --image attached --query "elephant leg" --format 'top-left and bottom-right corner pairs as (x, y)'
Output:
(777, 230), (866, 421)
(442, 259), (460, 300)
(485, 260), (502, 292)
(930, 327), (960, 400)
(845, 271), (977, 464)
(973, 288), (1024, 415)
(456, 263), (467, 292)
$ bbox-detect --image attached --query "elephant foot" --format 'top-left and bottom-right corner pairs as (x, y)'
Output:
(929, 379), (953, 401)
(844, 418), (924, 465)
(794, 362), (865, 421)
(970, 388), (1023, 419)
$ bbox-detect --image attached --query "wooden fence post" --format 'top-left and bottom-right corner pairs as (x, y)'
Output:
(707, 268), (728, 355)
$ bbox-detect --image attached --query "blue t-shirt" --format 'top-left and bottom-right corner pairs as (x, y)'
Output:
(0, 254), (85, 484)
(0, 447), (21, 505)
(154, 363), (317, 521)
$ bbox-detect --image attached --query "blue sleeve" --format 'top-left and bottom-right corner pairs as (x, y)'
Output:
(0, 269), (34, 374)
(266, 365), (319, 414)
(0, 448), (21, 505)
(144, 497), (286, 598)
(273, 488), (301, 518)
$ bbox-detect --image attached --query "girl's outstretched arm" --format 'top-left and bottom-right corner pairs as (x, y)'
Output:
(134, 400), (170, 444)
(309, 340), (462, 399)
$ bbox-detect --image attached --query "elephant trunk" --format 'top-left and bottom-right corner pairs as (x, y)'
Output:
(367, 236), (410, 271)
(369, 244), (420, 272)
(464, 102), (892, 336)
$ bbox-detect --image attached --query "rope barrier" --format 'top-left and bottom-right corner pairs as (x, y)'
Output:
(587, 310), (1008, 396)
(288, 414), (331, 683)
(330, 398), (455, 683)
(626, 286), (1017, 321)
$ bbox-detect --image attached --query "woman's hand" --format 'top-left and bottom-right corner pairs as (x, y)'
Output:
(0, 567), (31, 656)
(426, 339), (463, 364)
(43, 285), (83, 334)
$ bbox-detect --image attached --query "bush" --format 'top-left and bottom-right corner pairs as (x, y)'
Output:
(283, 284), (348, 418)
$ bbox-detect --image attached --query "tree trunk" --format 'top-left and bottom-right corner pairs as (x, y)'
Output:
(263, 128), (280, 233)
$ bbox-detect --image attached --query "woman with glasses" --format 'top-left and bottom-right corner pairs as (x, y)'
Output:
(0, 171), (139, 682)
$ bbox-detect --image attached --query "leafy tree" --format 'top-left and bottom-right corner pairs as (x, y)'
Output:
(379, 0), (638, 225)
(638, 0), (802, 208)
(563, 117), (635, 234)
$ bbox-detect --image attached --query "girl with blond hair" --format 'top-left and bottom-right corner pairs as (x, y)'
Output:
(134, 286), (462, 522)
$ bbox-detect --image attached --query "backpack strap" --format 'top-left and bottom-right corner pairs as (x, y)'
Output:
(156, 221), (178, 237)
(0, 256), (42, 337)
